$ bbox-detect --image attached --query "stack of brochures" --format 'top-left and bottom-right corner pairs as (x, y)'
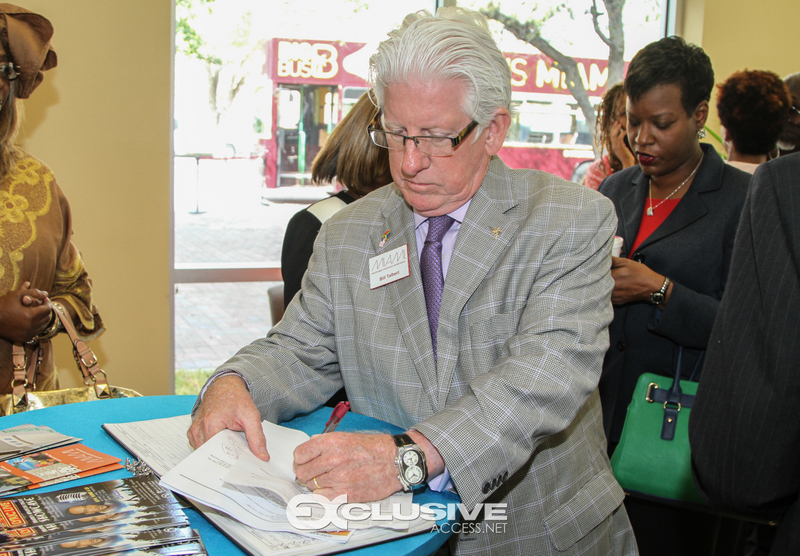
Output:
(0, 424), (80, 459)
(0, 475), (207, 555)
(0, 425), (122, 496)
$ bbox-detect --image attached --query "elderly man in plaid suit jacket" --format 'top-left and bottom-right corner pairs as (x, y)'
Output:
(189, 8), (636, 555)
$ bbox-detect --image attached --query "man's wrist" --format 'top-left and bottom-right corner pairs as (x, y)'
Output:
(198, 370), (249, 402)
(406, 429), (445, 479)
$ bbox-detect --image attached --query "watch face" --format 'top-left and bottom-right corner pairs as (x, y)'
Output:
(402, 450), (420, 467)
(651, 292), (665, 304)
(404, 465), (424, 484)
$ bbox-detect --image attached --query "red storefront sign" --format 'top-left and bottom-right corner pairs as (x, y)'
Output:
(265, 38), (616, 96)
(265, 38), (371, 88)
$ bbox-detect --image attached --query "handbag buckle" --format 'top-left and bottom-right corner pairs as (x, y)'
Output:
(646, 382), (659, 403)
(80, 352), (98, 368)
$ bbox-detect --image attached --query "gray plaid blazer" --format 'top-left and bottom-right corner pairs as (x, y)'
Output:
(220, 157), (637, 555)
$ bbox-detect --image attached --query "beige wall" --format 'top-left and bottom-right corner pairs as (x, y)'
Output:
(18, 1), (174, 395)
(683, 0), (800, 147)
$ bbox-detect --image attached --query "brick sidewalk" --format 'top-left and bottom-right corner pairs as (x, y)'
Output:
(173, 157), (329, 372)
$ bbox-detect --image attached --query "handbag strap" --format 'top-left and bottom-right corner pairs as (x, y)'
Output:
(51, 302), (111, 400)
(646, 347), (702, 441)
(11, 343), (42, 412)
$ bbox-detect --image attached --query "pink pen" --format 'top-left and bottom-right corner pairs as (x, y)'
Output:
(323, 401), (350, 433)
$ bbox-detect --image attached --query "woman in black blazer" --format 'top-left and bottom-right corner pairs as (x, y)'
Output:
(597, 37), (751, 555)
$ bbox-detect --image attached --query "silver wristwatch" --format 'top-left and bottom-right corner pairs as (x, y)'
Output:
(392, 433), (427, 492)
(650, 276), (671, 305)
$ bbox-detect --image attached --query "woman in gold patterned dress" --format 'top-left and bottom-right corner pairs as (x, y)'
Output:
(0, 5), (102, 397)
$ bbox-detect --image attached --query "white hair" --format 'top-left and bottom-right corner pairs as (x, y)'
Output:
(369, 7), (512, 134)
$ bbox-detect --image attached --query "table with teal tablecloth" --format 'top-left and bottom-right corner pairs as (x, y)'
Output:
(0, 396), (459, 555)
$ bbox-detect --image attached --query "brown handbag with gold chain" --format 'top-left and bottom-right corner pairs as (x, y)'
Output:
(1, 303), (141, 415)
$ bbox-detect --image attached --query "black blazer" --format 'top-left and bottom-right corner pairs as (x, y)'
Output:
(690, 153), (800, 553)
(597, 144), (751, 443)
(281, 191), (355, 308)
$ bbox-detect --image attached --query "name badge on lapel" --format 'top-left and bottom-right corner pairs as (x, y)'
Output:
(369, 245), (410, 289)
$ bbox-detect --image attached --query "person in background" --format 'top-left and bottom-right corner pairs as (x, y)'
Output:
(690, 153), (800, 556)
(717, 69), (792, 173)
(280, 89), (391, 308)
(777, 72), (799, 156)
(0, 5), (102, 403)
(597, 36), (751, 555)
(190, 7), (636, 554)
(584, 82), (636, 189)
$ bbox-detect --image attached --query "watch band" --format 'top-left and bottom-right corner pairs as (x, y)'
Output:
(650, 276), (671, 305)
(392, 433), (427, 492)
(393, 433), (414, 448)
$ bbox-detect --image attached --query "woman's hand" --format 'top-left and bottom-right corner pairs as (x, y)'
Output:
(610, 120), (636, 169)
(0, 282), (53, 343)
(610, 257), (671, 306)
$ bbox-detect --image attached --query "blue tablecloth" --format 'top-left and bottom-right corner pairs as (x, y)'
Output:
(0, 396), (459, 555)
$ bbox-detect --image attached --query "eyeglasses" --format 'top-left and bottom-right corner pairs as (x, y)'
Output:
(367, 110), (479, 157)
(0, 63), (19, 81)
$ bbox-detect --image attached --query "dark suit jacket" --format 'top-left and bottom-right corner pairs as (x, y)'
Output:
(690, 153), (800, 554)
(281, 191), (355, 307)
(598, 145), (751, 443)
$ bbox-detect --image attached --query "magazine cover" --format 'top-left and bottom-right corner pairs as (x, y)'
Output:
(0, 526), (200, 556)
(23, 464), (126, 495)
(0, 508), (189, 548)
(105, 539), (207, 556)
(0, 445), (122, 495)
(0, 477), (180, 529)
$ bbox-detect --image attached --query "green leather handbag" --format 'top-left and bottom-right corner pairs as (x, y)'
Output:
(610, 370), (705, 506)
(610, 347), (706, 507)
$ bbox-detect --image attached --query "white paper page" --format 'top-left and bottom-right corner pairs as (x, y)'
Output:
(104, 414), (194, 476)
(225, 420), (311, 485)
(193, 499), (358, 553)
(160, 428), (310, 534)
(198, 500), (432, 556)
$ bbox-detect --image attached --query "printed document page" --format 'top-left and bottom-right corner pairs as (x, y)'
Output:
(104, 414), (193, 477)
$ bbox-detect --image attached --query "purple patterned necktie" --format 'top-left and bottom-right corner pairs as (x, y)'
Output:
(420, 215), (455, 361)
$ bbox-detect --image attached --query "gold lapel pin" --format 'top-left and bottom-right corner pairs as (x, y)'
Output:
(491, 227), (502, 239)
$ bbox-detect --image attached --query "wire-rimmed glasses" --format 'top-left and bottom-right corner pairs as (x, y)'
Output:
(367, 110), (478, 157)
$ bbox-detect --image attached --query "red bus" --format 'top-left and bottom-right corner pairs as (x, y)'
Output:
(261, 38), (614, 189)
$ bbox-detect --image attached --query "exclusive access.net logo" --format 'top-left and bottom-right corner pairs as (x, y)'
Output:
(287, 493), (508, 533)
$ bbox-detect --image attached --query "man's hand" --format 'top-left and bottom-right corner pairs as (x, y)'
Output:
(293, 430), (445, 503)
(0, 282), (52, 343)
(610, 256), (671, 307)
(293, 432), (401, 503)
(187, 374), (269, 461)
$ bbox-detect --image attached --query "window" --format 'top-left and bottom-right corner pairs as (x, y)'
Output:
(173, 0), (436, 391)
(173, 0), (669, 391)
